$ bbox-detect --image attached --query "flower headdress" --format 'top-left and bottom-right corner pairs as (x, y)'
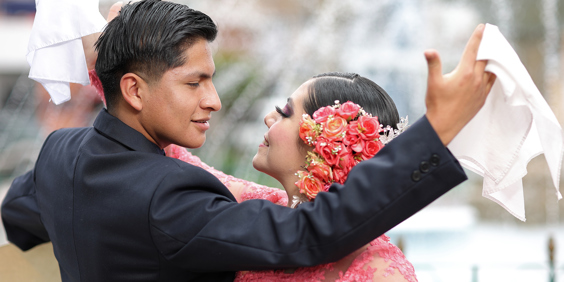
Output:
(292, 100), (408, 208)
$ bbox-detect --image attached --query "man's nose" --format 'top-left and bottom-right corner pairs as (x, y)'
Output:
(201, 84), (221, 111)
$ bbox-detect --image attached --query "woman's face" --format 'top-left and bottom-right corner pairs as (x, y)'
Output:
(252, 80), (313, 184)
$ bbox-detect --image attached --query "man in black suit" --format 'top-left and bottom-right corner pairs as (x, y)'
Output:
(1, 0), (495, 281)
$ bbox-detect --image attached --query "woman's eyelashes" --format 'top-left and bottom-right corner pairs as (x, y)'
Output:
(275, 105), (292, 118)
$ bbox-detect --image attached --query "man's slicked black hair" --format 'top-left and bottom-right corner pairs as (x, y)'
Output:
(95, 0), (217, 110)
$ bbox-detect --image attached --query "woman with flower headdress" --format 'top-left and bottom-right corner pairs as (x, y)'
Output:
(166, 72), (416, 281)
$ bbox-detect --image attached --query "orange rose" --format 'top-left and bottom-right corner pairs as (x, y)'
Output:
(299, 115), (318, 145)
(323, 116), (348, 139)
(295, 171), (325, 200)
(307, 160), (332, 183)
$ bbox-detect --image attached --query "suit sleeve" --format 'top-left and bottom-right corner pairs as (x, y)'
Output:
(1, 132), (55, 251)
(149, 116), (467, 272)
(1, 169), (50, 250)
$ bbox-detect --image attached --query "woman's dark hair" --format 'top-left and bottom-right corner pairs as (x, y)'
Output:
(304, 72), (400, 129)
(95, 0), (217, 111)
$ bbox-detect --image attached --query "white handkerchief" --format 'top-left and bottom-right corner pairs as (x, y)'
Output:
(448, 23), (563, 221)
(27, 0), (106, 104)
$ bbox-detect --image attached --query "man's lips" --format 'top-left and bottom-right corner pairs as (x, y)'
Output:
(192, 118), (210, 130)
(192, 117), (210, 123)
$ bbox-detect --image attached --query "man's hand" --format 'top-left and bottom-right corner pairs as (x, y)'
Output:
(425, 24), (496, 146)
(82, 2), (123, 70)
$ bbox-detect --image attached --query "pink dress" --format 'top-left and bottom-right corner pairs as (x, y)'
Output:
(166, 144), (417, 282)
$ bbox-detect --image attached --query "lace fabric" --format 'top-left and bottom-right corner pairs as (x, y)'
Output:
(165, 144), (417, 281)
(166, 144), (287, 206)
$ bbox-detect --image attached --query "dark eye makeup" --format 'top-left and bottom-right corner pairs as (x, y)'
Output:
(275, 104), (292, 118)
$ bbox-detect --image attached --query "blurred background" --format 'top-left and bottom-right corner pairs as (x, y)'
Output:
(0, 0), (564, 281)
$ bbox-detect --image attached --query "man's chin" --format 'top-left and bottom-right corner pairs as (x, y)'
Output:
(177, 137), (205, 149)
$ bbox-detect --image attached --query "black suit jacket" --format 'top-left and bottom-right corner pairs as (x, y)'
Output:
(2, 109), (466, 281)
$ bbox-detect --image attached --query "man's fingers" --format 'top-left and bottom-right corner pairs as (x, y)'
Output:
(425, 49), (443, 86)
(473, 59), (488, 78)
(107, 1), (123, 22)
(483, 72), (497, 96)
(458, 24), (485, 72)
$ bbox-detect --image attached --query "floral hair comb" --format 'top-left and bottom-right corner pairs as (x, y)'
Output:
(293, 100), (408, 208)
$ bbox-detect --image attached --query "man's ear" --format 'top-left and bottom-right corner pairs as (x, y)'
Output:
(120, 73), (146, 111)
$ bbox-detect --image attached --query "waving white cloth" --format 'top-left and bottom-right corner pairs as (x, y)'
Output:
(27, 0), (106, 105)
(448, 24), (563, 221)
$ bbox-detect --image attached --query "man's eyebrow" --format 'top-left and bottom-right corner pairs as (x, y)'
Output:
(184, 70), (216, 79)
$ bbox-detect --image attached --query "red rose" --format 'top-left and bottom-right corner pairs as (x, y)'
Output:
(314, 137), (340, 166)
(337, 147), (356, 172)
(295, 171), (325, 200)
(361, 140), (384, 160)
(333, 168), (348, 184)
(307, 160), (332, 183)
(323, 116), (347, 140)
(344, 133), (365, 153)
(337, 101), (361, 121)
(299, 115), (318, 145)
(357, 116), (381, 140)
(313, 106), (336, 123)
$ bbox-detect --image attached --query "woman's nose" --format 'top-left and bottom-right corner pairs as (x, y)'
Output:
(264, 111), (277, 128)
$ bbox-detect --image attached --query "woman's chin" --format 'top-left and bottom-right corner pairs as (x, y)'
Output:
(251, 154), (265, 173)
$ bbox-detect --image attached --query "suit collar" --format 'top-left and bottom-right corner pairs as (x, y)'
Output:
(93, 109), (166, 156)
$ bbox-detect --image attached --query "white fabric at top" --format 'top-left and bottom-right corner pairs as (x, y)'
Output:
(27, 0), (107, 105)
(448, 23), (563, 221)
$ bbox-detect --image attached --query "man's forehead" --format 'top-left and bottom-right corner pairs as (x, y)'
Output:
(172, 40), (216, 78)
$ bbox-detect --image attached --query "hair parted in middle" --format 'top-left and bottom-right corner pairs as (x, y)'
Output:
(94, 0), (218, 111)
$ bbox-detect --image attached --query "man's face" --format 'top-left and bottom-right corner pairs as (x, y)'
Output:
(139, 38), (221, 149)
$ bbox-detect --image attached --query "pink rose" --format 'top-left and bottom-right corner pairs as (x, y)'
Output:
(337, 101), (361, 121)
(347, 120), (360, 136)
(314, 137), (340, 166)
(313, 106), (336, 123)
(322, 116), (348, 140)
(361, 140), (384, 160)
(357, 116), (381, 140)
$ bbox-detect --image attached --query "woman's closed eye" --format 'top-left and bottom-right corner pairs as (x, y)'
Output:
(275, 105), (292, 118)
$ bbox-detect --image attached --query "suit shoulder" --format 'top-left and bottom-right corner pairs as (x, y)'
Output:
(156, 156), (232, 195)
